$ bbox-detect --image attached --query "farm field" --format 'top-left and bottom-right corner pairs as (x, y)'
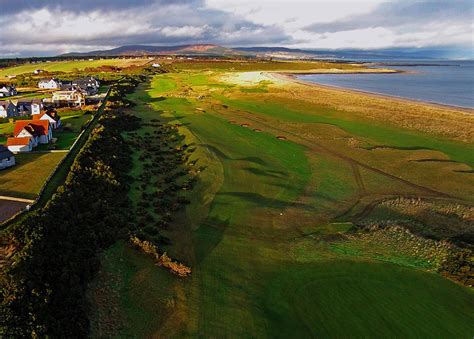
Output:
(90, 64), (474, 337)
(0, 58), (150, 79)
(0, 152), (65, 199)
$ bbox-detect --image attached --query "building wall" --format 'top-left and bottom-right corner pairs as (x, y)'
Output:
(39, 81), (59, 89)
(8, 144), (31, 153)
(39, 134), (50, 144)
(31, 104), (41, 115)
(0, 156), (15, 169)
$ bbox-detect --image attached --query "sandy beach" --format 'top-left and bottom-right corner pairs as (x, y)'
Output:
(219, 70), (474, 143)
(220, 70), (474, 115)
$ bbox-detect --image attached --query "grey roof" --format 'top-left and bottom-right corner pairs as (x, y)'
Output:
(0, 145), (14, 160)
(17, 98), (42, 104)
(39, 78), (60, 82)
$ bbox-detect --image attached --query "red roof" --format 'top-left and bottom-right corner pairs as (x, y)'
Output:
(32, 113), (45, 120)
(14, 120), (49, 137)
(7, 137), (31, 146)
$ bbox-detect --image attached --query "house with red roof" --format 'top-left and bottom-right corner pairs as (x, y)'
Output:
(14, 120), (52, 145)
(6, 137), (34, 153)
(32, 110), (61, 129)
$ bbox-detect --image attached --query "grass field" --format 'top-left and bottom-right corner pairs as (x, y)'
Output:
(0, 58), (150, 78)
(90, 67), (474, 337)
(0, 153), (65, 199)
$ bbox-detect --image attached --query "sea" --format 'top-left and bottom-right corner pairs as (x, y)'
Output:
(296, 60), (474, 109)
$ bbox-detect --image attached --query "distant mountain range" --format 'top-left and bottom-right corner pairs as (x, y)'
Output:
(60, 44), (468, 60)
(60, 44), (239, 57)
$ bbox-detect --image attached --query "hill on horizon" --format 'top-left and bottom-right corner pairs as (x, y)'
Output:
(59, 44), (468, 60)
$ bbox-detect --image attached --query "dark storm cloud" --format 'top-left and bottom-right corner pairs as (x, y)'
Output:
(305, 0), (473, 33)
(0, 0), (195, 15)
(0, 0), (292, 56)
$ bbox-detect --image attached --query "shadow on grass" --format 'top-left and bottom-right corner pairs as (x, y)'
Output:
(243, 167), (287, 178)
(193, 216), (230, 263)
(217, 191), (311, 210)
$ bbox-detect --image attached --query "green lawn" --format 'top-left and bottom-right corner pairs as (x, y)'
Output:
(90, 73), (474, 337)
(0, 153), (65, 199)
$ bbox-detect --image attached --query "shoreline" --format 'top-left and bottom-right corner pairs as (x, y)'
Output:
(272, 72), (474, 114)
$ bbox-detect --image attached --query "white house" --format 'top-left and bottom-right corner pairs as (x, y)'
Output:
(38, 78), (62, 89)
(152, 63), (161, 68)
(0, 86), (17, 97)
(0, 101), (18, 118)
(7, 137), (33, 153)
(0, 145), (15, 169)
(33, 69), (44, 74)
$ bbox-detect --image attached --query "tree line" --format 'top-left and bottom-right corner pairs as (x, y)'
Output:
(0, 75), (143, 337)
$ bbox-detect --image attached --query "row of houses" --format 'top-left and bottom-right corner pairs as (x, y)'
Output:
(0, 109), (61, 170)
(39, 77), (100, 107)
(38, 77), (100, 95)
(0, 99), (43, 118)
(6, 110), (61, 153)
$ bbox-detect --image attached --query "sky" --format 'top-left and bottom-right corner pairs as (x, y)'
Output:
(0, 0), (472, 58)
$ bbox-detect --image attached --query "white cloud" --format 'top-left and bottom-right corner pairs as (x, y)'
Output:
(160, 26), (209, 38)
(0, 0), (472, 56)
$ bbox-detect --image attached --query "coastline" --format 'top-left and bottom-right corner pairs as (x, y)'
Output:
(271, 71), (474, 114)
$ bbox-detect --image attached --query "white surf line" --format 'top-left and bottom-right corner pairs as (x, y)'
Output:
(0, 196), (35, 204)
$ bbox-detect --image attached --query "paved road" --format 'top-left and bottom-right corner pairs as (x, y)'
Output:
(0, 195), (35, 203)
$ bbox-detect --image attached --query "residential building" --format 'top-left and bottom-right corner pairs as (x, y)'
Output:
(0, 100), (18, 118)
(33, 110), (61, 129)
(0, 86), (17, 97)
(7, 137), (33, 153)
(52, 90), (85, 106)
(16, 98), (43, 115)
(71, 77), (100, 95)
(38, 78), (62, 89)
(14, 120), (52, 144)
(0, 145), (15, 169)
